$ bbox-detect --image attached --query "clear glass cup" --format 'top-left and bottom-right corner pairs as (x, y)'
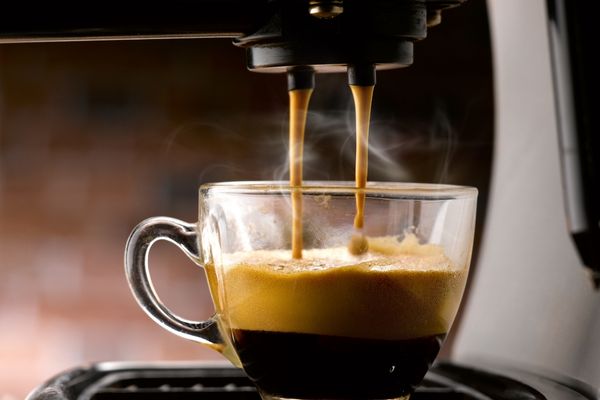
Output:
(125, 181), (477, 400)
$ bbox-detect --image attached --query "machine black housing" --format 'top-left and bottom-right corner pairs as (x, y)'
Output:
(0, 0), (465, 72)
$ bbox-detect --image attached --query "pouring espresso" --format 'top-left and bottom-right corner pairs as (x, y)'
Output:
(347, 64), (376, 255)
(287, 63), (376, 258)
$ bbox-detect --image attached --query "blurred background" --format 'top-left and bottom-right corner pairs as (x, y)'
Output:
(0, 1), (492, 397)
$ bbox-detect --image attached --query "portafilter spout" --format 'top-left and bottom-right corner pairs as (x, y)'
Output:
(235, 0), (466, 73)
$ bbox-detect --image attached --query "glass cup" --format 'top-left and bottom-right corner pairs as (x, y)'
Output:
(125, 181), (477, 400)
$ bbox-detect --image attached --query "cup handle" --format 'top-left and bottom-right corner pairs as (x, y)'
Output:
(124, 216), (224, 351)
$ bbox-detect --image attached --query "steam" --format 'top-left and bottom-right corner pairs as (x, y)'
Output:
(428, 103), (455, 184)
(270, 105), (401, 183)
(160, 117), (290, 182)
(270, 97), (456, 185)
(362, 120), (413, 182)
(160, 100), (456, 186)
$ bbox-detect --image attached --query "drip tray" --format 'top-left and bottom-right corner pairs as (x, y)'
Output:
(27, 361), (598, 400)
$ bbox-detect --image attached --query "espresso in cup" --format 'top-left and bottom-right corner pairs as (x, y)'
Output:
(213, 234), (467, 399)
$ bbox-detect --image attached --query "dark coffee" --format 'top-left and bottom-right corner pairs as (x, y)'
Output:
(218, 237), (467, 398)
(232, 329), (445, 399)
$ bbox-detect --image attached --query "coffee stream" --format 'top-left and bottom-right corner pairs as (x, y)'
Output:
(348, 84), (375, 255)
(288, 78), (374, 258)
(288, 88), (313, 259)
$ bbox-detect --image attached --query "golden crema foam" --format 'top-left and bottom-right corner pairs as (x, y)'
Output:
(217, 235), (468, 341)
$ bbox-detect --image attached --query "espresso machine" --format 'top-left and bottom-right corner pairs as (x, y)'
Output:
(3, 0), (597, 399)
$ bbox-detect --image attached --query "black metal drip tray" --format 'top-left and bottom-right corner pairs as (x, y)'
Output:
(27, 361), (598, 400)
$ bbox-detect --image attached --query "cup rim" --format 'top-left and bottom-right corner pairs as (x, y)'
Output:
(200, 181), (477, 198)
